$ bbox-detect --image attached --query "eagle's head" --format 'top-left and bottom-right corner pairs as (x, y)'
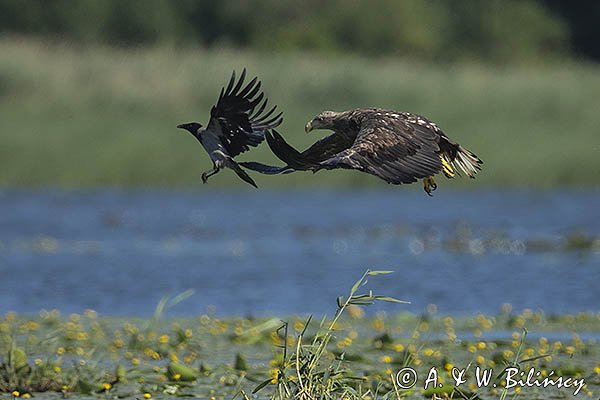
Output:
(305, 111), (340, 133)
(177, 122), (203, 137)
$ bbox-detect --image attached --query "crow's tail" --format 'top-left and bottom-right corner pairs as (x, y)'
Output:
(229, 161), (258, 188)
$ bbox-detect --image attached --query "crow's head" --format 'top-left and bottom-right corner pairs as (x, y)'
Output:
(177, 122), (203, 137)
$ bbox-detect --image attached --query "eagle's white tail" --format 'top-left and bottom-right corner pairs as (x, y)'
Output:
(451, 146), (482, 178)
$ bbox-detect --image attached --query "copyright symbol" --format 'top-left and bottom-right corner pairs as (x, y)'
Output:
(395, 367), (418, 389)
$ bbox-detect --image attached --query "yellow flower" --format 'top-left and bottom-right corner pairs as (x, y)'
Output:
(173, 373), (181, 381)
(22, 394), (31, 399)
(381, 355), (392, 363)
(132, 358), (140, 366)
(525, 348), (535, 357)
(169, 353), (179, 362)
(594, 366), (600, 374)
(476, 341), (486, 350)
(56, 347), (65, 355)
(553, 341), (563, 350)
(183, 353), (196, 364)
(159, 334), (169, 344)
(347, 305), (365, 319)
(143, 393), (152, 399)
(468, 345), (476, 353)
(34, 358), (43, 366)
(184, 329), (193, 338)
(69, 313), (81, 322)
(53, 365), (62, 373)
(11, 390), (20, 397)
(476, 355), (485, 365)
(372, 318), (385, 331)
(565, 346), (575, 355)
(270, 368), (280, 384)
(393, 343), (405, 353)
(423, 348), (434, 357)
(102, 383), (112, 391)
(444, 363), (453, 371)
(23, 321), (39, 331)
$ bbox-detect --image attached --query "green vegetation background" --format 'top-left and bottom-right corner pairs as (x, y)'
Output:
(0, 0), (599, 188)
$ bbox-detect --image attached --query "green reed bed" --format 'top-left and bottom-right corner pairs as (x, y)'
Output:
(1, 39), (600, 188)
(0, 271), (599, 399)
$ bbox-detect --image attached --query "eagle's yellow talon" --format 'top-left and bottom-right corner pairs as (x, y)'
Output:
(423, 177), (437, 196)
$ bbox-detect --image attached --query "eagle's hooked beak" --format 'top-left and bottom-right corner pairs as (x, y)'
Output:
(304, 120), (313, 133)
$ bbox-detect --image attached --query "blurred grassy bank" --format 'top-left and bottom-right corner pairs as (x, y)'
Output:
(0, 38), (599, 188)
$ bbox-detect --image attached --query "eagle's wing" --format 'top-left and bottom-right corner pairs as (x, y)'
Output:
(300, 132), (354, 163)
(320, 113), (443, 184)
(207, 69), (283, 157)
(239, 129), (352, 174)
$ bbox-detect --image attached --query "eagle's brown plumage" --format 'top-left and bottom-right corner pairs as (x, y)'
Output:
(241, 108), (482, 194)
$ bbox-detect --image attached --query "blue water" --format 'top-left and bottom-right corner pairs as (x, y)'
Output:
(0, 189), (598, 317)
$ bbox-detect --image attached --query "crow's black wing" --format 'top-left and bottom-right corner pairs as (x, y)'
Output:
(207, 69), (283, 157)
(320, 113), (443, 184)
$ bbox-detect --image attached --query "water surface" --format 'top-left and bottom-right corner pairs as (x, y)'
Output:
(1, 189), (598, 316)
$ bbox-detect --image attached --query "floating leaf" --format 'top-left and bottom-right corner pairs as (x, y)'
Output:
(366, 270), (394, 276)
(167, 362), (198, 382)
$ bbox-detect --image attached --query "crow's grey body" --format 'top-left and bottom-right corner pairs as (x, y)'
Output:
(177, 69), (282, 187)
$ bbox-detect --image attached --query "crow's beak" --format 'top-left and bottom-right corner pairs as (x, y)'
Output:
(304, 120), (313, 133)
(176, 124), (185, 129)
